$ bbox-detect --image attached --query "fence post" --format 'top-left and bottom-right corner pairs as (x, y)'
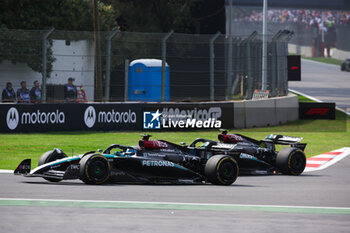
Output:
(270, 31), (281, 97)
(231, 38), (241, 96)
(124, 59), (129, 101)
(161, 30), (173, 102)
(226, 36), (233, 100)
(209, 32), (221, 101)
(42, 27), (54, 103)
(262, 0), (268, 91)
(226, 0), (233, 100)
(245, 31), (257, 99)
(105, 29), (119, 102)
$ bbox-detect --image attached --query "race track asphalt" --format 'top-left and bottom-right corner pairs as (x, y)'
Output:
(289, 59), (350, 113)
(1, 155), (349, 233)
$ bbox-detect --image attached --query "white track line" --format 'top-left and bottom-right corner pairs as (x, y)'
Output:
(0, 170), (13, 174)
(0, 197), (349, 210)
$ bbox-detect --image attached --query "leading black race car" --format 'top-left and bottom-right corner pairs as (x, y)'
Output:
(14, 139), (239, 186)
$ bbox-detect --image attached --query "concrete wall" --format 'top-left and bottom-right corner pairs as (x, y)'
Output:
(288, 44), (313, 57)
(288, 43), (350, 61)
(233, 93), (298, 128)
(0, 39), (94, 101)
(332, 48), (350, 60)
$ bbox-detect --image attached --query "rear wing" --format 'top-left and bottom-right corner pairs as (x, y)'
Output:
(263, 134), (306, 151)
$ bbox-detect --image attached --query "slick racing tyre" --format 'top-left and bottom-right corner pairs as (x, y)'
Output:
(38, 149), (67, 182)
(276, 147), (306, 175)
(79, 154), (110, 185)
(205, 155), (239, 185)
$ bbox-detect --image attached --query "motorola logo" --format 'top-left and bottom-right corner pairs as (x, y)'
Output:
(84, 106), (96, 128)
(6, 107), (65, 130)
(6, 107), (19, 130)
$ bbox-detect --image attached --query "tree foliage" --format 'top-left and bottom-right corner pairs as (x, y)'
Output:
(0, 0), (225, 77)
(109, 0), (199, 33)
(108, 0), (225, 34)
(0, 0), (117, 76)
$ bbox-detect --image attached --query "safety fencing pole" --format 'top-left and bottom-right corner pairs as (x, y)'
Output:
(209, 32), (221, 101)
(270, 30), (282, 96)
(246, 31), (257, 99)
(42, 27), (54, 103)
(105, 29), (119, 102)
(124, 59), (129, 101)
(161, 30), (174, 102)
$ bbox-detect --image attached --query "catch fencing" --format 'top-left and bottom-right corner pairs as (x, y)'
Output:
(0, 29), (291, 102)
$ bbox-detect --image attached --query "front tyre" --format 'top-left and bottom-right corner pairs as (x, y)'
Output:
(38, 149), (67, 182)
(79, 154), (110, 185)
(276, 147), (306, 175)
(205, 155), (239, 185)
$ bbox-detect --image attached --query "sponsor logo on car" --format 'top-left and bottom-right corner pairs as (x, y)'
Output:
(240, 153), (256, 160)
(141, 160), (175, 167)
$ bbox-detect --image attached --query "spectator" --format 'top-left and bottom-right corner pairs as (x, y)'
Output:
(64, 77), (77, 102)
(30, 80), (41, 103)
(324, 19), (336, 57)
(1, 82), (16, 103)
(17, 81), (30, 103)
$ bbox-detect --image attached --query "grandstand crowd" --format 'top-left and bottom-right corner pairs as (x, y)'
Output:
(234, 9), (350, 26)
(233, 9), (350, 57)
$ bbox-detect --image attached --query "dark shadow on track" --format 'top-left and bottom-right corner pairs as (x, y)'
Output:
(21, 181), (257, 188)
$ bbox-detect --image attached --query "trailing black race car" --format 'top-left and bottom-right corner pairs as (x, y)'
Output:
(14, 141), (239, 186)
(212, 130), (307, 175)
(341, 59), (350, 71)
(138, 131), (306, 176)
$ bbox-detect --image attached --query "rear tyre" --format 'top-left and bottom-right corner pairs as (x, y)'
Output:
(205, 155), (239, 185)
(38, 149), (67, 182)
(79, 154), (110, 185)
(276, 147), (306, 175)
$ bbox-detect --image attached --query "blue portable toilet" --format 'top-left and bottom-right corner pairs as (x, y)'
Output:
(128, 59), (170, 102)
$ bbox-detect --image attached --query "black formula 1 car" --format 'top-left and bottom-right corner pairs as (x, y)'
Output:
(341, 59), (350, 71)
(139, 131), (306, 176)
(14, 131), (306, 185)
(14, 140), (239, 185)
(212, 130), (306, 175)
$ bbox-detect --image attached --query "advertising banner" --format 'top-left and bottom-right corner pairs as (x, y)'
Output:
(299, 102), (336, 120)
(0, 102), (234, 132)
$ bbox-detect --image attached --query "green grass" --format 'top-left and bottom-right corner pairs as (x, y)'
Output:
(296, 94), (316, 103)
(302, 56), (342, 66)
(0, 118), (348, 170)
(0, 97), (349, 170)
